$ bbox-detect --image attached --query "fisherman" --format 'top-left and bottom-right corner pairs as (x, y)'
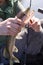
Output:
(0, 0), (43, 65)
(13, 0), (43, 65)
(0, 0), (13, 65)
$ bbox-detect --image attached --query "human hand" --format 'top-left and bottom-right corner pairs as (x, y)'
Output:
(29, 16), (42, 32)
(0, 17), (23, 36)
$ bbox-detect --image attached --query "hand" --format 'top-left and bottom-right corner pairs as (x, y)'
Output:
(0, 17), (23, 36)
(29, 16), (42, 32)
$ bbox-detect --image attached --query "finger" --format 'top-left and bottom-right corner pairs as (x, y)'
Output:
(12, 19), (24, 27)
(7, 22), (11, 30)
(7, 23), (21, 35)
(36, 25), (40, 32)
(29, 21), (36, 28)
(15, 19), (22, 26)
(9, 22), (22, 30)
(10, 18), (23, 26)
(7, 20), (22, 30)
(8, 27), (21, 36)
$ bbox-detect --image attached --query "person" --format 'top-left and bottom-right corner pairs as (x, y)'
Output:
(0, 0), (18, 65)
(0, 16), (43, 65)
(13, 16), (43, 65)
(0, 17), (24, 65)
(0, 0), (14, 65)
(0, 15), (42, 65)
(12, 0), (43, 65)
(1, 0), (40, 65)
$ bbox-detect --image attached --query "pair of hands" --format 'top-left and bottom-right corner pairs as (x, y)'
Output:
(0, 16), (42, 35)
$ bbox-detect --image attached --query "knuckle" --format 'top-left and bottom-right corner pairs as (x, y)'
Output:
(8, 18), (11, 20)
(7, 21), (11, 25)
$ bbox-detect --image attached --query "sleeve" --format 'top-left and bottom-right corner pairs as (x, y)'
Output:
(4, 6), (13, 19)
(5, 0), (21, 18)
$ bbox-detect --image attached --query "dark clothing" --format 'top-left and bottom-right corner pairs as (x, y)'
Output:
(0, 1), (13, 64)
(0, 0), (13, 48)
(0, 1), (13, 20)
(14, 27), (43, 65)
(0, 0), (21, 64)
(26, 53), (43, 65)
